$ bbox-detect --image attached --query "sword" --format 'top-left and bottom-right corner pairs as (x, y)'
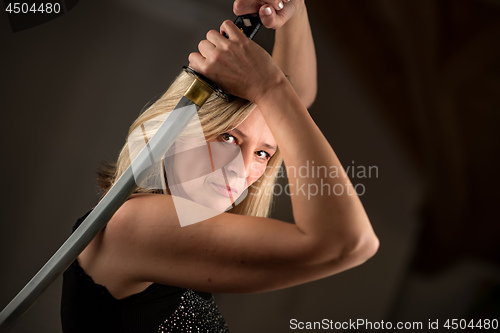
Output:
(0, 14), (262, 332)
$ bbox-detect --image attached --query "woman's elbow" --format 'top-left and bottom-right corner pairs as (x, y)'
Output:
(342, 231), (380, 265)
(302, 88), (317, 109)
(295, 79), (317, 109)
(306, 228), (379, 269)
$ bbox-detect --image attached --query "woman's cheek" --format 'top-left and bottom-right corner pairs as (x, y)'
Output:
(247, 162), (267, 185)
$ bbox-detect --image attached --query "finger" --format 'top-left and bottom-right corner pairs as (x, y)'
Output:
(260, 2), (296, 29)
(220, 20), (245, 41)
(233, 0), (283, 15)
(259, 5), (279, 29)
(188, 52), (205, 73)
(206, 29), (226, 46)
(198, 39), (215, 57)
(263, 0), (285, 12)
(233, 0), (257, 16)
(273, 1), (284, 11)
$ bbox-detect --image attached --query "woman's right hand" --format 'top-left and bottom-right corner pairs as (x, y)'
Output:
(188, 20), (287, 104)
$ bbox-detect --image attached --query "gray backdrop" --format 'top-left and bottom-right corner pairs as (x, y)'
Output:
(1, 0), (499, 332)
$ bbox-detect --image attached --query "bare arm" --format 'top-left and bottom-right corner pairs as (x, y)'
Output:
(169, 20), (378, 292)
(272, 1), (317, 107)
(234, 0), (317, 107)
(84, 18), (378, 298)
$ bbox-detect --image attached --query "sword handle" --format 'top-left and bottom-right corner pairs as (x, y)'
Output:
(0, 12), (263, 333)
(230, 14), (263, 40)
(187, 14), (262, 102)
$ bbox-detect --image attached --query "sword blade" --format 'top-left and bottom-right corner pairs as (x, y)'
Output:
(0, 94), (204, 332)
(0, 12), (263, 330)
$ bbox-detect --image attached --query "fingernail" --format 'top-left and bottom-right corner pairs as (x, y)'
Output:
(278, 2), (284, 9)
(264, 6), (272, 15)
(283, 0), (290, 3)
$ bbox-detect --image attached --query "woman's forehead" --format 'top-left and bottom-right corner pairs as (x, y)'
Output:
(233, 108), (277, 149)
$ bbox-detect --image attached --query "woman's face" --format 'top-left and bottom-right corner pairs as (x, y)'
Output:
(167, 107), (277, 212)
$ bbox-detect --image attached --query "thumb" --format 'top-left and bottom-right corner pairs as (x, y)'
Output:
(259, 4), (293, 29)
(259, 5), (280, 29)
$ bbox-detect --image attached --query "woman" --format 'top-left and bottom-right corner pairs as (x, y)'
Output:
(61, 1), (379, 332)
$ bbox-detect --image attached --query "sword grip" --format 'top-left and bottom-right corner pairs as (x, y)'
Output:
(229, 14), (262, 40)
(187, 14), (262, 102)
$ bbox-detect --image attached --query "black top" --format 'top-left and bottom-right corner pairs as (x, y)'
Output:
(61, 212), (229, 333)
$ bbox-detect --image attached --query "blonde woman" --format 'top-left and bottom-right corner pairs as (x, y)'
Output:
(61, 1), (379, 332)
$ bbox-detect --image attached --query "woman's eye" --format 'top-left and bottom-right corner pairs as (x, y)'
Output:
(221, 133), (237, 144)
(256, 150), (270, 160)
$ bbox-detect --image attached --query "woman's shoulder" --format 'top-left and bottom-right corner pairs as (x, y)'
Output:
(118, 193), (177, 220)
(114, 193), (237, 229)
(77, 194), (180, 298)
(107, 193), (181, 234)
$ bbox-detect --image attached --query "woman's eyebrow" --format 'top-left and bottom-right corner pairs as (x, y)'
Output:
(232, 128), (248, 139)
(232, 128), (277, 151)
(263, 143), (278, 152)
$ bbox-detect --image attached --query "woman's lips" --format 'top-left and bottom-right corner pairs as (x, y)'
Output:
(210, 182), (238, 198)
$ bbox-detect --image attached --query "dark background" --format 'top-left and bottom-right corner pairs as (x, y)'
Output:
(1, 0), (499, 332)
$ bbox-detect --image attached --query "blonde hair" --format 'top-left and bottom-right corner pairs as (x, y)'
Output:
(98, 70), (283, 217)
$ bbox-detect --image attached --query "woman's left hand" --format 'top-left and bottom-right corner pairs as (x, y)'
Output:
(233, 0), (304, 29)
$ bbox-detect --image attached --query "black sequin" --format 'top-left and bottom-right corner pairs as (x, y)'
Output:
(158, 289), (229, 333)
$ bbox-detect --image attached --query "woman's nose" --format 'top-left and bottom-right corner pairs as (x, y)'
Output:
(224, 150), (248, 179)
(236, 148), (264, 182)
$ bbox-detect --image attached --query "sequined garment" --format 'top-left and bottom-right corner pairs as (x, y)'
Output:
(158, 289), (229, 333)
